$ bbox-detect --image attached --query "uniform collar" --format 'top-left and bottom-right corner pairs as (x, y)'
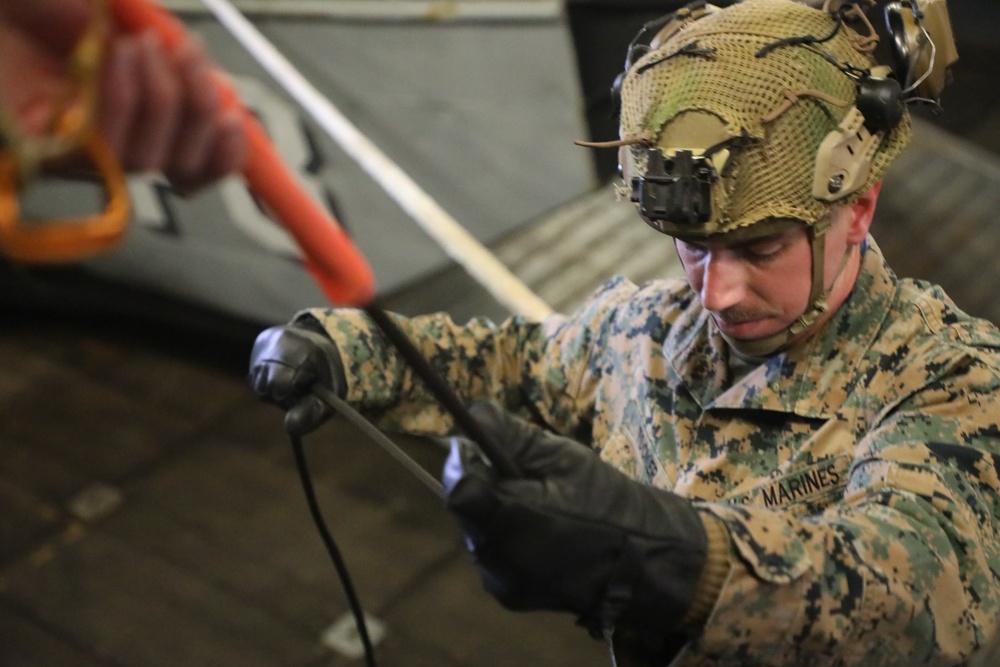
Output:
(665, 238), (897, 418)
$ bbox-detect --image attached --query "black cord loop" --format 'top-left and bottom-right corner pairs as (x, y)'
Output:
(289, 432), (381, 667)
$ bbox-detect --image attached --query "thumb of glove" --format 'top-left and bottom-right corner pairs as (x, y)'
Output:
(284, 394), (333, 436)
(443, 437), (500, 529)
(443, 437), (494, 495)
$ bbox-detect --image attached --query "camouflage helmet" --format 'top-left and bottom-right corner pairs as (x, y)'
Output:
(617, 0), (911, 240)
(613, 0), (913, 357)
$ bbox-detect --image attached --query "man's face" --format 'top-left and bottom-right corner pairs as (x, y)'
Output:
(675, 183), (882, 350)
(674, 213), (855, 344)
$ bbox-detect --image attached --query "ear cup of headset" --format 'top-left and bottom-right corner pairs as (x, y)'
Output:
(883, 2), (915, 89)
(856, 75), (905, 133)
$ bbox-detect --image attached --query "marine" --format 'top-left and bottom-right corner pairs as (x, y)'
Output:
(250, 1), (1000, 664)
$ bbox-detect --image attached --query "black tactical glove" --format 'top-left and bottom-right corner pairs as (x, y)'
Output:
(248, 320), (347, 435)
(443, 401), (708, 642)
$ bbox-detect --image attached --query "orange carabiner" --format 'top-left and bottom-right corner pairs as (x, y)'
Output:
(110, 0), (376, 307)
(0, 131), (129, 263)
(0, 0), (130, 263)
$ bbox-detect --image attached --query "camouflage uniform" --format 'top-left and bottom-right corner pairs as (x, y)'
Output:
(300, 238), (1000, 665)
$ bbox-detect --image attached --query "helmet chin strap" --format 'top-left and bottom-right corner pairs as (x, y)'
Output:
(719, 217), (852, 359)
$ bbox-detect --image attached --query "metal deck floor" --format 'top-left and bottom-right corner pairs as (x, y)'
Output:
(0, 299), (610, 667)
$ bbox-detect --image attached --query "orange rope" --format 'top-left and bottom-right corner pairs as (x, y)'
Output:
(109, 0), (375, 306)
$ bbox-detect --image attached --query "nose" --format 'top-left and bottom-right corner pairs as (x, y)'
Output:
(698, 252), (747, 313)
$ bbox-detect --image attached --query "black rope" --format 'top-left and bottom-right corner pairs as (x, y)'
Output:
(363, 303), (520, 478)
(285, 302), (526, 667)
(756, 11), (846, 58)
(636, 41), (717, 75)
(289, 432), (380, 667)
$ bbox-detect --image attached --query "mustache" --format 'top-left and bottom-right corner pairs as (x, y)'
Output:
(712, 305), (781, 325)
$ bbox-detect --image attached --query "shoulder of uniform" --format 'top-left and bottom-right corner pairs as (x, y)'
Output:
(865, 281), (1000, 396)
(895, 278), (1000, 351)
(621, 276), (695, 316)
(603, 276), (697, 337)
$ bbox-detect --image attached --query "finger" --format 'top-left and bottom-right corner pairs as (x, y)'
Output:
(126, 29), (182, 172)
(469, 401), (594, 476)
(469, 401), (550, 463)
(284, 395), (331, 436)
(250, 362), (299, 405)
(248, 362), (276, 399)
(166, 105), (245, 193)
(0, 0), (92, 57)
(164, 37), (220, 183)
(445, 459), (500, 525)
(208, 106), (248, 177)
(444, 436), (550, 514)
(98, 31), (141, 156)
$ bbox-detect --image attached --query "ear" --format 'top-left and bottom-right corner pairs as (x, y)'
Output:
(844, 181), (881, 244)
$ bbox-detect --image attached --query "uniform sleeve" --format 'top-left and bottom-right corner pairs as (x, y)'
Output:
(681, 347), (1000, 666)
(293, 277), (639, 438)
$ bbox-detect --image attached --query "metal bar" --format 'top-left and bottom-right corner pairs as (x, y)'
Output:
(199, 0), (554, 320)
(312, 385), (445, 499)
(364, 304), (520, 479)
(168, 0), (562, 22)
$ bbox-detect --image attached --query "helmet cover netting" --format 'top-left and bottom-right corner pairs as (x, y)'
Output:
(618, 0), (911, 237)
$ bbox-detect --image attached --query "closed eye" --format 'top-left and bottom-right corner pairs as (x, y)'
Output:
(741, 238), (786, 261)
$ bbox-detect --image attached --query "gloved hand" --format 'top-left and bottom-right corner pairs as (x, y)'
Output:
(443, 401), (708, 642)
(248, 321), (346, 435)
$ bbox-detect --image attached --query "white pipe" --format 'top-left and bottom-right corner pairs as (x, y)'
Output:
(200, 0), (554, 320)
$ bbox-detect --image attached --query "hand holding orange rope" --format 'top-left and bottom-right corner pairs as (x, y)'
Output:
(0, 0), (247, 189)
(0, 0), (247, 261)
(0, 0), (375, 305)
